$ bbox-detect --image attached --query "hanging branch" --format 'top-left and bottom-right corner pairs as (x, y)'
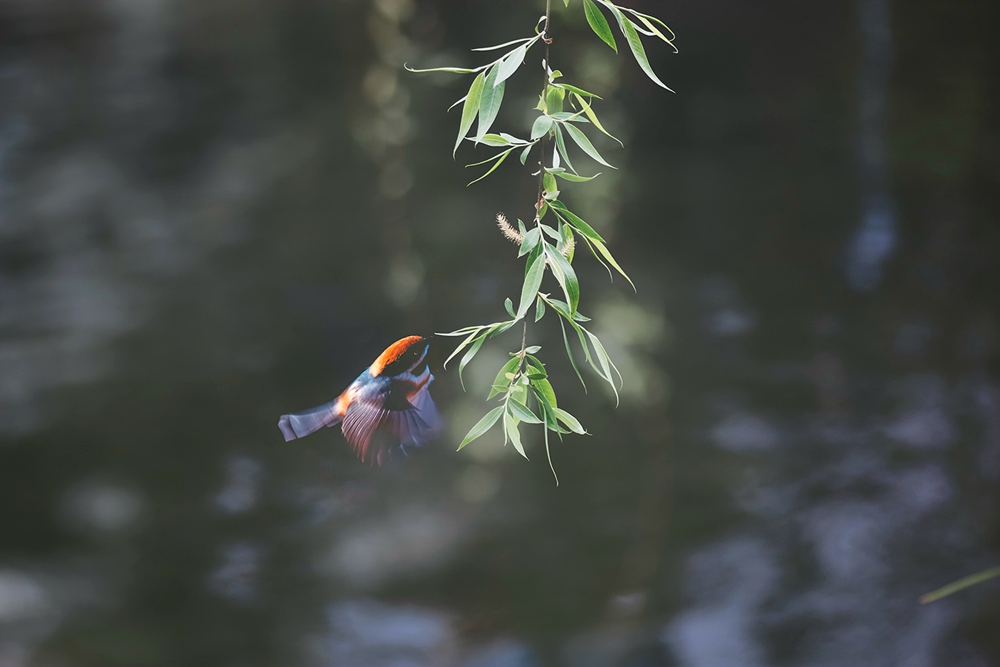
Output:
(406, 0), (677, 484)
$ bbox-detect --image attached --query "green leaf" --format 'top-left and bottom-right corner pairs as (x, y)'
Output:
(404, 64), (482, 74)
(620, 8), (678, 48)
(543, 172), (558, 196)
(458, 329), (490, 390)
(477, 134), (512, 147)
(555, 171), (600, 183)
(558, 316), (587, 390)
(546, 245), (580, 314)
(549, 200), (606, 242)
(472, 36), (536, 52)
(584, 0), (617, 53)
(444, 327), (483, 369)
(504, 297), (515, 318)
(530, 115), (554, 140)
(458, 406), (504, 450)
(448, 94), (468, 112)
(591, 236), (636, 290)
(562, 122), (615, 169)
(921, 565), (1000, 604)
(553, 126), (577, 175)
(572, 92), (622, 146)
(534, 296), (546, 322)
(585, 328), (621, 404)
(504, 410), (528, 458)
(518, 227), (541, 258)
(553, 82), (602, 98)
(531, 376), (558, 410)
(508, 399), (542, 424)
(525, 345), (541, 354)
(553, 407), (587, 434)
(545, 85), (565, 114)
(467, 148), (514, 185)
(438, 325), (487, 336)
(517, 244), (546, 318)
(495, 43), (528, 85)
(455, 72), (485, 156)
(524, 353), (546, 373)
(543, 405), (560, 486)
(520, 144), (533, 164)
(499, 132), (530, 144)
(602, 1), (675, 91)
(489, 357), (521, 399)
(476, 66), (505, 141)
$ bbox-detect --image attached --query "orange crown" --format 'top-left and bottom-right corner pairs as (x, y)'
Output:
(369, 335), (425, 377)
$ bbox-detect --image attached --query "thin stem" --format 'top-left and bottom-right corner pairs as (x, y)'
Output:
(534, 0), (552, 224)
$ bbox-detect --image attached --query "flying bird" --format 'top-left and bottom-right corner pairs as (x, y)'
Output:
(278, 335), (441, 465)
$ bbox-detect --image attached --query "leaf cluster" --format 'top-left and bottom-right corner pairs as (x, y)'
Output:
(409, 0), (675, 482)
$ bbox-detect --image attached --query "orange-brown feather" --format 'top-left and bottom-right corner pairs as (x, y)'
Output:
(369, 335), (424, 377)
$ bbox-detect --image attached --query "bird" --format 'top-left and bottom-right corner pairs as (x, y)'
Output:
(278, 335), (441, 465)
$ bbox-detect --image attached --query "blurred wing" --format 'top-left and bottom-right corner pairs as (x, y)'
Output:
(278, 399), (341, 442)
(341, 377), (441, 465)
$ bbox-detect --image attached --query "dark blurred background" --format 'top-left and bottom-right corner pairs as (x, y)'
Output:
(1, 0), (998, 665)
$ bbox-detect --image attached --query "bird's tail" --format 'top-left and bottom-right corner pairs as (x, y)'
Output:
(278, 400), (342, 442)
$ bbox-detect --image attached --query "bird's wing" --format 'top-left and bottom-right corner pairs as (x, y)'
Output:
(341, 376), (441, 464)
(278, 399), (342, 442)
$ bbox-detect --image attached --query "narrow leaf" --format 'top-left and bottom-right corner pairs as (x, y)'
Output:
(476, 66), (505, 141)
(530, 115), (554, 140)
(476, 134), (512, 147)
(504, 410), (528, 458)
(467, 148), (513, 185)
(549, 200), (605, 242)
(541, 401), (560, 486)
(405, 64), (480, 74)
(546, 246), (580, 314)
(563, 122), (615, 168)
(572, 92), (623, 146)
(518, 227), (541, 258)
(545, 85), (565, 114)
(472, 36), (535, 52)
(555, 171), (600, 183)
(584, 0), (618, 52)
(553, 407), (587, 434)
(921, 566), (1000, 604)
(458, 330), (490, 390)
(585, 328), (621, 404)
(508, 399), (542, 424)
(543, 172), (558, 196)
(455, 72), (485, 156)
(504, 297), (515, 318)
(489, 357), (521, 399)
(591, 237), (636, 290)
(554, 125), (577, 175)
(444, 328), (483, 369)
(554, 82), (602, 98)
(520, 144), (533, 164)
(516, 245), (546, 318)
(621, 8), (678, 47)
(495, 43), (528, 85)
(531, 376), (559, 410)
(603, 2), (674, 91)
(535, 295), (546, 322)
(559, 316), (587, 390)
(459, 406), (504, 450)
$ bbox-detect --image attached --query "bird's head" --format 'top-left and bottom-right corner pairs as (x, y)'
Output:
(369, 335), (430, 377)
